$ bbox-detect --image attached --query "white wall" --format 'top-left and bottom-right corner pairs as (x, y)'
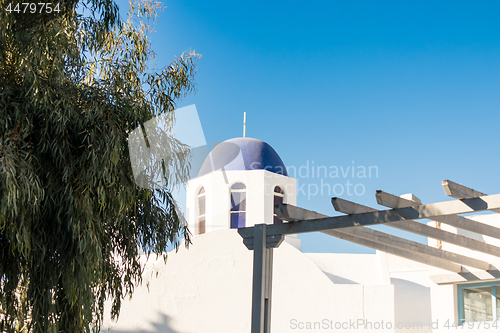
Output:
(103, 196), (500, 332)
(384, 212), (500, 333)
(424, 214), (500, 332)
(305, 253), (390, 285)
(102, 230), (395, 333)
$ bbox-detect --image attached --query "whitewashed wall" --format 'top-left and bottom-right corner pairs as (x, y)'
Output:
(102, 229), (394, 333)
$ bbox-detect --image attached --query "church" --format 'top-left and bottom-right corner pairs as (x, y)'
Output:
(103, 137), (500, 333)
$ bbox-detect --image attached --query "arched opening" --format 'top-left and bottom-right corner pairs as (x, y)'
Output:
(196, 187), (206, 234)
(230, 182), (246, 228)
(273, 186), (285, 224)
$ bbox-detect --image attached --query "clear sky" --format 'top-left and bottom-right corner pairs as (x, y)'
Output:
(117, 0), (500, 253)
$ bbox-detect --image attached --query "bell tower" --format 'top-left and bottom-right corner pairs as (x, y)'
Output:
(185, 137), (301, 249)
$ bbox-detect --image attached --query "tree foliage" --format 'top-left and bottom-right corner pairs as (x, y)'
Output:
(0, 0), (198, 331)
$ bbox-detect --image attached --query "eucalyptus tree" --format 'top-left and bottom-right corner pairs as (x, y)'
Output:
(0, 0), (198, 331)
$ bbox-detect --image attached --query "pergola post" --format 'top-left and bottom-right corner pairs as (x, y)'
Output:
(251, 223), (274, 333)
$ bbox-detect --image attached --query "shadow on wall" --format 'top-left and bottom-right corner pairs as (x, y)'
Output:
(391, 278), (432, 333)
(323, 271), (359, 285)
(102, 313), (179, 333)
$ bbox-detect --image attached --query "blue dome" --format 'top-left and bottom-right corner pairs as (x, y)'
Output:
(198, 137), (288, 177)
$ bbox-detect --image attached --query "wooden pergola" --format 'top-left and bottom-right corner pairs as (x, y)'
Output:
(238, 180), (500, 333)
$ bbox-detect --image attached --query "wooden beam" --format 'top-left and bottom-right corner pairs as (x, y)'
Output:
(442, 180), (500, 214)
(275, 204), (325, 222)
(390, 220), (500, 256)
(330, 196), (500, 260)
(430, 269), (500, 285)
(239, 193), (500, 239)
(375, 191), (500, 240)
(331, 197), (376, 214)
(373, 191), (500, 256)
(323, 229), (464, 273)
(433, 215), (500, 239)
(336, 227), (490, 270)
(276, 204), (490, 271)
(442, 179), (485, 199)
(374, 190), (418, 208)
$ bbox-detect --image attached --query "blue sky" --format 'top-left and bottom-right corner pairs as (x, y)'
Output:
(118, 0), (500, 253)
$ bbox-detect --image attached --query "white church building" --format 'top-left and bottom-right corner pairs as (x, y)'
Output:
(103, 137), (500, 333)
